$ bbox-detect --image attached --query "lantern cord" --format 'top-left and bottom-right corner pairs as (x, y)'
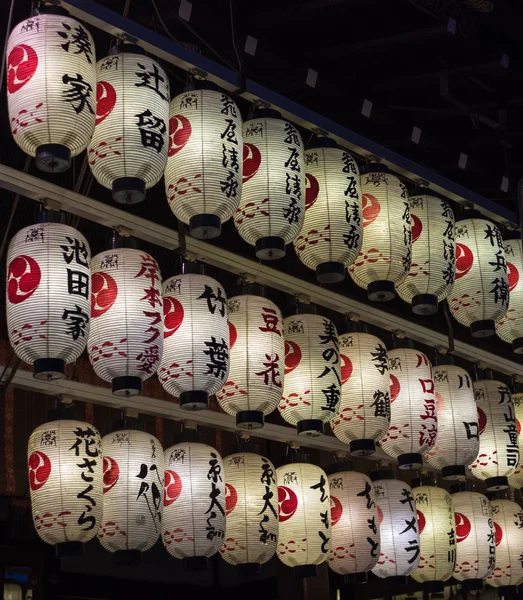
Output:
(123, 0), (131, 17)
(442, 300), (455, 353)
(228, 0), (242, 73)
(0, 0), (15, 95)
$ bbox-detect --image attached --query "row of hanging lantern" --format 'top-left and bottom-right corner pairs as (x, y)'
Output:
(27, 412), (523, 595)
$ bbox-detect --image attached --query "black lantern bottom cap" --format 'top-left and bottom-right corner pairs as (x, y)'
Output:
(115, 550), (141, 566)
(350, 439), (376, 457)
(236, 562), (261, 577)
(486, 476), (509, 491)
(34, 358), (66, 381)
(183, 556), (208, 571)
(189, 214), (221, 240)
(497, 585), (519, 598)
(179, 390), (208, 411)
(35, 143), (71, 173)
(236, 410), (264, 430)
(56, 541), (83, 558)
(513, 337), (523, 354)
(412, 294), (438, 316)
(112, 376), (142, 397)
(368, 280), (395, 302)
(294, 564), (317, 578)
(397, 453), (423, 470)
(470, 319), (495, 338)
(316, 261), (346, 284)
(297, 420), (324, 437)
(343, 572), (368, 585)
(462, 579), (483, 592)
(423, 580), (444, 593)
(441, 465), (467, 480)
(255, 236), (286, 260)
(112, 177), (146, 205)
(385, 576), (408, 588)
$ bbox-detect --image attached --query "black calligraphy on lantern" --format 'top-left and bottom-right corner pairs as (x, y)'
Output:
(136, 461), (162, 531)
(310, 475), (328, 502)
(221, 144), (240, 199)
(62, 305), (89, 341)
(463, 421), (479, 440)
(357, 481), (376, 509)
(370, 389), (390, 419)
(220, 119), (238, 144)
(205, 453), (225, 540)
(503, 402), (520, 467)
(447, 527), (456, 563)
(25, 226), (44, 243)
(203, 337), (229, 380)
(310, 472), (330, 554)
(62, 74), (94, 115)
(67, 269), (89, 299)
(400, 488), (415, 511)
(220, 94), (237, 117)
(61, 237), (89, 267)
(135, 62), (167, 100)
(405, 538), (420, 564)
(283, 122), (300, 145)
(21, 17), (39, 33)
(69, 427), (99, 531)
(484, 223), (503, 248)
(58, 22), (93, 63)
(135, 109), (166, 153)
(257, 458), (277, 543)
(318, 319), (341, 394)
(198, 285), (226, 317)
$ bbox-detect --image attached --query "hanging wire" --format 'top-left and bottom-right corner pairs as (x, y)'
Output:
(228, 0), (242, 73)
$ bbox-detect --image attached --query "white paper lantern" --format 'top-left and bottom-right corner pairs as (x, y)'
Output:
(397, 195), (455, 315)
(158, 268), (229, 411)
(348, 166), (411, 301)
(165, 88), (243, 239)
(276, 462), (331, 577)
(7, 220), (91, 380)
(327, 466), (380, 578)
(221, 452), (278, 574)
(217, 289), (283, 429)
(28, 418), (102, 554)
(88, 45), (169, 204)
(162, 441), (225, 568)
(279, 312), (341, 436)
(451, 488), (495, 588)
(450, 218), (509, 338)
(508, 392), (523, 492)
(99, 425), (164, 563)
(88, 244), (163, 397)
(496, 238), (523, 353)
(6, 7), (96, 172)
(486, 497), (523, 594)
(380, 348), (437, 469)
(470, 380), (519, 491)
(235, 116), (305, 260)
(293, 144), (362, 283)
(411, 484), (456, 590)
(330, 332), (390, 456)
(3, 583), (22, 600)
(425, 364), (479, 480)
(372, 474), (420, 585)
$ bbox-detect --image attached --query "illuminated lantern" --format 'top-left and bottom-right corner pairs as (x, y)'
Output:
(451, 484), (495, 590)
(411, 481), (456, 592)
(380, 347), (437, 469)
(221, 452), (278, 574)
(397, 194), (455, 315)
(348, 165), (411, 302)
(28, 416), (102, 555)
(88, 240), (163, 397)
(450, 217), (508, 338)
(425, 362), (479, 480)
(165, 87), (243, 239)
(99, 421), (164, 564)
(3, 583), (22, 600)
(293, 141), (362, 283)
(217, 286), (283, 428)
(486, 495), (523, 595)
(158, 264), (229, 410)
(7, 218), (91, 380)
(371, 471), (420, 586)
(470, 380), (519, 491)
(330, 331), (390, 456)
(162, 440), (225, 569)
(508, 391), (523, 492)
(496, 237), (523, 353)
(279, 310), (341, 436)
(6, 6), (96, 172)
(235, 114), (305, 260)
(327, 464), (380, 580)
(88, 45), (169, 204)
(276, 461), (330, 577)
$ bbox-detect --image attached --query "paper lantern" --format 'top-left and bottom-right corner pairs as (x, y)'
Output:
(165, 87), (243, 239)
(28, 417), (102, 555)
(397, 195), (455, 315)
(380, 348), (437, 469)
(451, 487), (495, 589)
(279, 311), (341, 436)
(220, 452), (278, 574)
(7, 6), (96, 172)
(293, 143), (362, 283)
(158, 267), (229, 410)
(99, 424), (164, 563)
(411, 483), (456, 591)
(276, 462), (331, 577)
(450, 217), (508, 337)
(7, 219), (91, 380)
(162, 441), (225, 568)
(470, 380), (519, 491)
(235, 115), (305, 260)
(330, 331), (390, 456)
(88, 45), (169, 204)
(327, 465), (380, 579)
(371, 473), (420, 586)
(88, 243), (163, 397)
(486, 497), (523, 594)
(3, 583), (23, 600)
(217, 287), (283, 429)
(508, 392), (523, 492)
(348, 165), (411, 301)
(425, 364), (479, 480)
(496, 238), (523, 353)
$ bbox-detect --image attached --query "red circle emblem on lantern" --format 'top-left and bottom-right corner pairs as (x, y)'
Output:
(494, 521), (503, 546)
(278, 486), (298, 522)
(390, 374), (400, 403)
(225, 483), (238, 516)
(517, 419), (521, 436)
(103, 456), (119, 494)
(28, 451), (51, 491)
(417, 509), (426, 535)
(163, 297), (184, 338)
(340, 354), (353, 385)
(284, 341), (302, 375)
(362, 193), (380, 228)
(305, 174), (320, 210)
(455, 512), (471, 543)
(478, 407), (487, 435)
(243, 143), (262, 183)
(164, 469), (182, 506)
(7, 255), (41, 304)
(7, 44), (38, 94)
(330, 495), (343, 526)
(229, 321), (237, 350)
(455, 243), (474, 280)
(411, 214), (423, 244)
(377, 505), (384, 524)
(507, 261), (520, 292)
(95, 81), (117, 126)
(168, 115), (192, 157)
(91, 272), (117, 318)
